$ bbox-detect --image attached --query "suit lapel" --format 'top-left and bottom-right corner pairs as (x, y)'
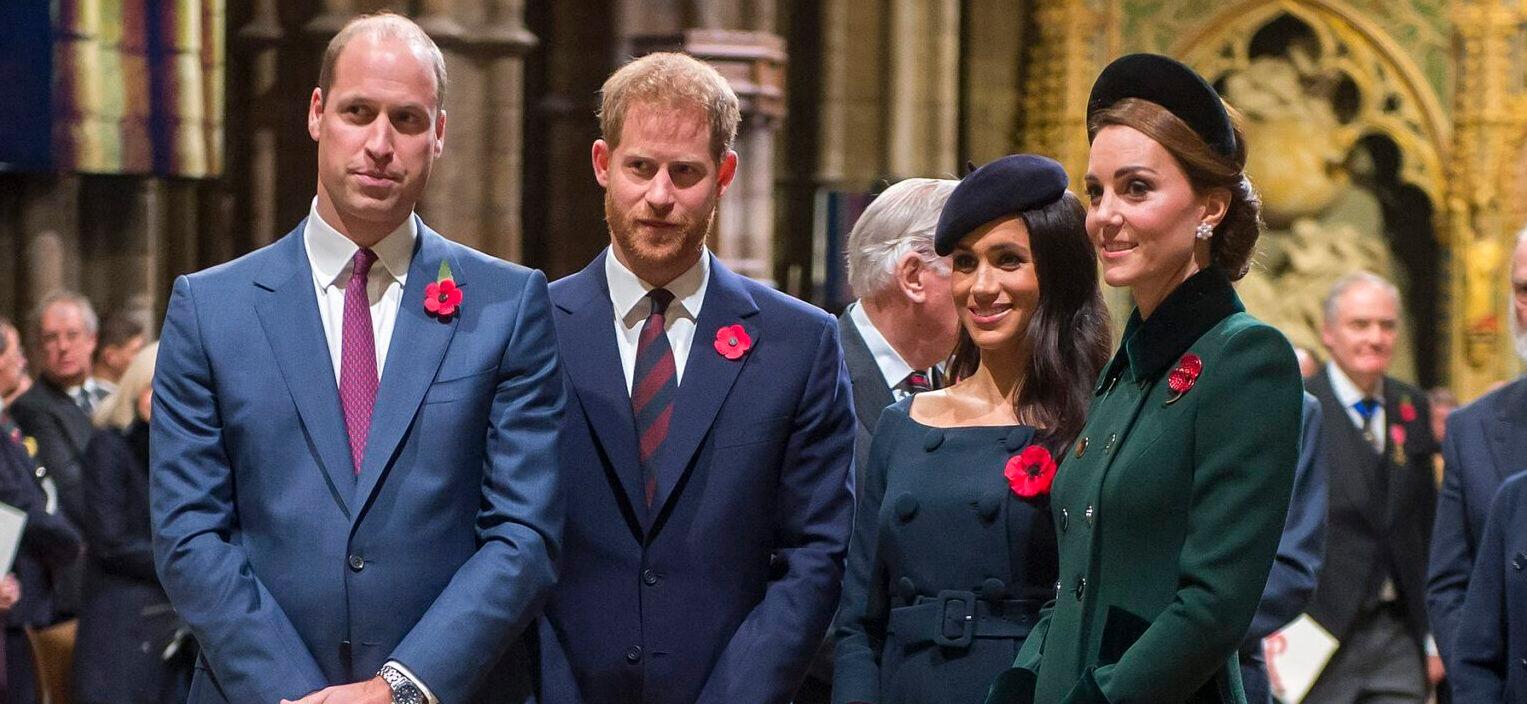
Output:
(251, 224), (356, 516)
(838, 309), (894, 434)
(353, 221), (459, 514)
(647, 258), (760, 523)
(553, 254), (648, 526)
(1307, 371), (1383, 529)
(1486, 380), (1527, 481)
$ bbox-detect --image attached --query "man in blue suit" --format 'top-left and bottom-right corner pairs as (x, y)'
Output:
(537, 53), (856, 704)
(1239, 392), (1327, 703)
(150, 13), (564, 704)
(1449, 470), (1527, 700)
(1428, 230), (1527, 673)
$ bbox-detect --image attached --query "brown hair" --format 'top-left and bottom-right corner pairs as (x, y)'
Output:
(1088, 98), (1262, 280)
(319, 12), (448, 111)
(599, 52), (741, 163)
(945, 192), (1112, 451)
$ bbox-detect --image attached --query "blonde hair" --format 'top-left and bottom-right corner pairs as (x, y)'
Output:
(94, 342), (158, 431)
(599, 52), (740, 162)
(319, 12), (448, 111)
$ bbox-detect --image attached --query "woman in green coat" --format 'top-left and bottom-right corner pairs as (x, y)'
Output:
(986, 54), (1302, 704)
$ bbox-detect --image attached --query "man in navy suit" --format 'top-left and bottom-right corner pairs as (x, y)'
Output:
(1428, 230), (1527, 674)
(1448, 470), (1527, 700)
(1239, 392), (1327, 703)
(538, 52), (856, 704)
(151, 13), (564, 704)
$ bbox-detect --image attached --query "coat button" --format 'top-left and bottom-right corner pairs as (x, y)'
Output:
(1074, 577), (1086, 601)
(977, 491), (1002, 522)
(625, 645), (643, 663)
(1054, 579), (1062, 597)
(642, 568), (659, 585)
(1104, 433), (1117, 454)
(897, 576), (917, 598)
(1060, 508), (1070, 532)
(1514, 553), (1525, 571)
(924, 430), (945, 452)
(1085, 505), (1096, 526)
(1074, 438), (1088, 459)
(982, 577), (1008, 601)
(347, 554), (365, 572)
(894, 493), (919, 522)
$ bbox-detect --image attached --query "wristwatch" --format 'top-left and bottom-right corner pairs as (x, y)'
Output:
(377, 663), (426, 704)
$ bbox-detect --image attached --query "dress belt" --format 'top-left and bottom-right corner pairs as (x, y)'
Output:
(887, 590), (1040, 649)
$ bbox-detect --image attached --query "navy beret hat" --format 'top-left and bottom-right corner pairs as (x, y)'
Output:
(933, 154), (1069, 256)
(1087, 53), (1236, 158)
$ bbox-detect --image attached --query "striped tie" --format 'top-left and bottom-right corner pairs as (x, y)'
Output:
(632, 288), (677, 506)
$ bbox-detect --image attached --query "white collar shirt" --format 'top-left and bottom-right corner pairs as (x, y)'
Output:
(847, 301), (922, 400)
(605, 247), (709, 394)
(303, 199), (416, 385)
(1326, 362), (1386, 451)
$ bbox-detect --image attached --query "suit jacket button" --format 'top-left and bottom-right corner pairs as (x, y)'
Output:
(642, 568), (659, 586)
(1060, 508), (1070, 532)
(1514, 553), (1525, 571)
(348, 554), (365, 572)
(625, 645), (643, 663)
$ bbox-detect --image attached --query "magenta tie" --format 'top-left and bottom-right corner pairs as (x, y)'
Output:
(340, 248), (379, 475)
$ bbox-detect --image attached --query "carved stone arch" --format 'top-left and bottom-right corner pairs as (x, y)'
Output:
(1171, 0), (1449, 209)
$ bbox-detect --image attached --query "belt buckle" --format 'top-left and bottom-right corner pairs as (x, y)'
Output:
(932, 589), (976, 648)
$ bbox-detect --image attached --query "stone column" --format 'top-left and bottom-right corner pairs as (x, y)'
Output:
(885, 0), (960, 178)
(238, 0), (285, 247)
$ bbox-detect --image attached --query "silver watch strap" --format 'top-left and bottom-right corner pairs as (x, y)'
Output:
(378, 663), (426, 704)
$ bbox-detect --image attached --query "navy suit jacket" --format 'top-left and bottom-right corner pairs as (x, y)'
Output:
(538, 251), (856, 704)
(1428, 376), (1527, 667)
(0, 416), (82, 630)
(1240, 392), (1327, 703)
(150, 220), (565, 704)
(1449, 470), (1527, 701)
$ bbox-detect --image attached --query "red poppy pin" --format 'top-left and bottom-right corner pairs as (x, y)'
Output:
(1165, 353), (1203, 405)
(714, 324), (752, 360)
(1005, 445), (1058, 500)
(1399, 398), (1418, 423)
(424, 261), (462, 319)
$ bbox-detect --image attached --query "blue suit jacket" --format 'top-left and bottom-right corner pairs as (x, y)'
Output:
(1428, 376), (1527, 667)
(150, 220), (565, 704)
(1450, 469), (1527, 701)
(538, 251), (856, 704)
(1240, 392), (1327, 703)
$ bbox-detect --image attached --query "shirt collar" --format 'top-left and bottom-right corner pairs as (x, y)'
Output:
(1325, 361), (1383, 407)
(304, 199), (417, 289)
(1103, 265), (1244, 385)
(847, 301), (916, 389)
(604, 246), (710, 325)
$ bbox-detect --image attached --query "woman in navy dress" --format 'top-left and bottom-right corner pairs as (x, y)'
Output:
(833, 154), (1111, 704)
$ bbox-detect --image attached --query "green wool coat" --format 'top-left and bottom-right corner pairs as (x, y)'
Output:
(986, 266), (1302, 704)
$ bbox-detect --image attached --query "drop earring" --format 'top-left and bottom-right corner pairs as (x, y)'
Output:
(1195, 222), (1214, 240)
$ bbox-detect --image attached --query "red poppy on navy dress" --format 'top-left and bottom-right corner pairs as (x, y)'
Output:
(1165, 352), (1203, 403)
(425, 261), (463, 319)
(1006, 445), (1057, 499)
(714, 324), (751, 360)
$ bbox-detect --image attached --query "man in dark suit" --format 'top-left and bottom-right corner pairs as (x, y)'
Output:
(797, 177), (959, 704)
(1304, 272), (1439, 704)
(1448, 470), (1527, 700)
(11, 291), (110, 530)
(1428, 230), (1527, 674)
(151, 14), (564, 704)
(538, 52), (856, 704)
(0, 318), (85, 704)
(1240, 392), (1327, 704)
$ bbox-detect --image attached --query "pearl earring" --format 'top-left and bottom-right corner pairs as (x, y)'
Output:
(1195, 222), (1214, 240)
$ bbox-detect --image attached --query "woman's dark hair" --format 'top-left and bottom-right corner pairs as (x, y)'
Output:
(945, 191), (1112, 451)
(1088, 97), (1263, 281)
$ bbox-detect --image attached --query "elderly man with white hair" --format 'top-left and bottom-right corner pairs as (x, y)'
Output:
(796, 178), (960, 704)
(1428, 228), (1527, 686)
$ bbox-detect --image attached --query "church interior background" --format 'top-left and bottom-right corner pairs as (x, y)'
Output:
(0, 0), (1523, 400)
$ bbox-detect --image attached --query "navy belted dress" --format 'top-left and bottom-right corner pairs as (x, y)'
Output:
(834, 396), (1057, 704)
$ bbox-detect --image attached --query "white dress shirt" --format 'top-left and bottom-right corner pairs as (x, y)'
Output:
(303, 200), (416, 384)
(1325, 362), (1386, 452)
(605, 247), (710, 394)
(303, 202), (436, 703)
(847, 301), (920, 400)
